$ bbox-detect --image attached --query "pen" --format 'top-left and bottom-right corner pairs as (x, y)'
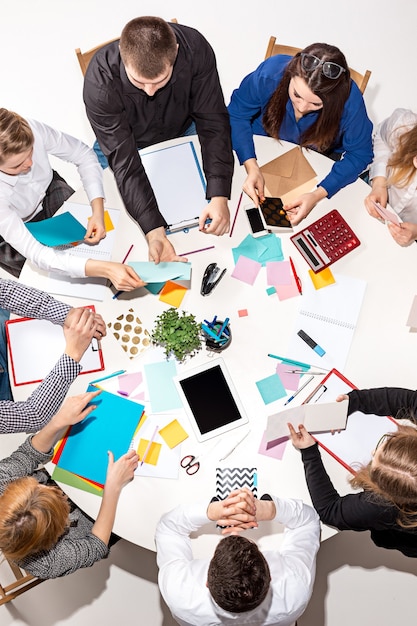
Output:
(179, 245), (215, 256)
(289, 257), (302, 295)
(285, 370), (325, 375)
(140, 425), (159, 466)
(218, 429), (251, 461)
(268, 354), (311, 370)
(90, 369), (126, 385)
(284, 375), (314, 405)
(113, 244), (134, 299)
(217, 317), (230, 337)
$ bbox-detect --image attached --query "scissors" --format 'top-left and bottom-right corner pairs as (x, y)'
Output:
(180, 454), (200, 475)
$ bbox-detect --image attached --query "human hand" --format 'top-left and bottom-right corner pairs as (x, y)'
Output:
(242, 158), (265, 206)
(284, 192), (318, 226)
(146, 226), (187, 263)
(65, 307), (106, 341)
(85, 259), (146, 291)
(208, 488), (258, 534)
(105, 449), (139, 493)
(287, 423), (316, 449)
(387, 222), (417, 247)
(364, 178), (388, 220)
(198, 197), (230, 235)
(51, 389), (102, 430)
(336, 394), (349, 403)
(84, 198), (107, 244)
(64, 307), (100, 362)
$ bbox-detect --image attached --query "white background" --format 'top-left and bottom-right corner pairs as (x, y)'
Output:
(1, 2), (416, 625)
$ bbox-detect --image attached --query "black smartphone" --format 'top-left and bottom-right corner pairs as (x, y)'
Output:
(245, 206), (268, 237)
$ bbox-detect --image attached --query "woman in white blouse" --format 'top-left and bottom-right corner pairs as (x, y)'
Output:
(365, 108), (417, 246)
(0, 108), (144, 290)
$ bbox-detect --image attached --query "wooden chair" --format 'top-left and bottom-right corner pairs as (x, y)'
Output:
(75, 18), (178, 76)
(264, 36), (371, 95)
(0, 555), (43, 605)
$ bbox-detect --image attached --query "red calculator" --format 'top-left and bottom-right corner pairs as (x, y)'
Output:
(290, 210), (360, 273)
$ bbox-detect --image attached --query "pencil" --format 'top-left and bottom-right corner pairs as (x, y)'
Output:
(113, 244), (134, 299)
(179, 245), (215, 256)
(229, 192), (243, 237)
(140, 425), (159, 466)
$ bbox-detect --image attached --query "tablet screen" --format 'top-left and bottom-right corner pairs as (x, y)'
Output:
(175, 359), (248, 442)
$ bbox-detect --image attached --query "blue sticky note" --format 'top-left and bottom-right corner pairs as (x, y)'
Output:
(26, 211), (86, 246)
(56, 386), (144, 485)
(256, 373), (286, 404)
(144, 360), (182, 412)
(128, 261), (191, 283)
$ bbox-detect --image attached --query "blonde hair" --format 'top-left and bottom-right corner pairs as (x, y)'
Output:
(387, 123), (417, 188)
(0, 477), (70, 561)
(350, 425), (417, 529)
(0, 108), (34, 166)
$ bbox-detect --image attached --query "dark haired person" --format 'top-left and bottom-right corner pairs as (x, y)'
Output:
(228, 42), (373, 225)
(83, 16), (234, 263)
(289, 387), (417, 556)
(155, 489), (320, 625)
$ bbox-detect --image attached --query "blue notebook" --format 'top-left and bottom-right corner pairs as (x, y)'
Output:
(25, 211), (86, 246)
(56, 385), (144, 485)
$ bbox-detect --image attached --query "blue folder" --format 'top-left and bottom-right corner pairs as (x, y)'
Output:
(56, 385), (144, 485)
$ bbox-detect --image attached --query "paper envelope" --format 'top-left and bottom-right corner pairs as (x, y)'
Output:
(260, 147), (317, 203)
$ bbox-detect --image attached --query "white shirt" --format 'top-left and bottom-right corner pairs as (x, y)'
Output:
(0, 119), (105, 277)
(369, 108), (417, 223)
(155, 496), (320, 626)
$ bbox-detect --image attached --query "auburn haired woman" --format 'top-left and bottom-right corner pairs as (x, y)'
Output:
(288, 386), (417, 556)
(228, 42), (373, 225)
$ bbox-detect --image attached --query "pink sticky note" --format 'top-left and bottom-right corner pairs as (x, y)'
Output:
(231, 255), (262, 285)
(258, 430), (288, 460)
(275, 362), (301, 391)
(266, 261), (292, 286)
(118, 372), (143, 395)
(238, 309), (248, 317)
(275, 273), (300, 301)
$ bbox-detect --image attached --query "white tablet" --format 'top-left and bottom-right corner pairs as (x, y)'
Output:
(174, 358), (249, 442)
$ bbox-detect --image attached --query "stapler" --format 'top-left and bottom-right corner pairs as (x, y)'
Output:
(200, 263), (226, 296)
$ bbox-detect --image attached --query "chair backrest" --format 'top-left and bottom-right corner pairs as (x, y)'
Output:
(75, 18), (179, 76)
(0, 555), (43, 605)
(264, 36), (371, 95)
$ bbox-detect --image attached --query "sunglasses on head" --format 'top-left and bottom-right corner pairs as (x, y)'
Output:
(300, 53), (346, 80)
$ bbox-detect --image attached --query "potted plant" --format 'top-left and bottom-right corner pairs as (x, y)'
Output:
(151, 308), (202, 362)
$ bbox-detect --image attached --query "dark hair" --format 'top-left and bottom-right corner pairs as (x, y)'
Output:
(207, 535), (271, 613)
(350, 425), (417, 529)
(263, 43), (351, 152)
(119, 16), (177, 78)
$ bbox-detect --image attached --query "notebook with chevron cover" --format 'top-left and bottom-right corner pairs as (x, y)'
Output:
(215, 467), (257, 500)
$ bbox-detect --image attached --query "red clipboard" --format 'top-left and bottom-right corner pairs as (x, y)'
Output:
(6, 305), (104, 386)
(304, 369), (397, 473)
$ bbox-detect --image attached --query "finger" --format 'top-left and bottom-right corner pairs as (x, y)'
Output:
(107, 450), (115, 465)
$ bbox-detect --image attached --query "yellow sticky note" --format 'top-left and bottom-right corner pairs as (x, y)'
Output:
(87, 209), (114, 232)
(159, 419), (189, 449)
(137, 439), (162, 465)
(308, 267), (335, 290)
(159, 280), (187, 308)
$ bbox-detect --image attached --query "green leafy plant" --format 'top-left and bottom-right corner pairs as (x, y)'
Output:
(151, 308), (202, 362)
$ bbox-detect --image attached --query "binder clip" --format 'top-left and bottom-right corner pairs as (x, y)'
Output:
(200, 263), (226, 296)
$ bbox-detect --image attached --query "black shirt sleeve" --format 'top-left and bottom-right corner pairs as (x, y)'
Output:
(347, 387), (417, 421)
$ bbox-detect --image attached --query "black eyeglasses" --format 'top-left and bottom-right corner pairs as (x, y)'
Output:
(300, 53), (346, 80)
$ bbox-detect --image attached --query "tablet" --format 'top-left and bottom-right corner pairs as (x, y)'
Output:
(174, 358), (249, 442)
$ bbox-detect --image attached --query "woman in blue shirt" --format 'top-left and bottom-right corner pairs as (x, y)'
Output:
(228, 42), (373, 225)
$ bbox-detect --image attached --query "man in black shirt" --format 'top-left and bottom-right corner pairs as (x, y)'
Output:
(83, 16), (234, 262)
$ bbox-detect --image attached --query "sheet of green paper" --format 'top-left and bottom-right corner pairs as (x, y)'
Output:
(144, 360), (182, 412)
(56, 385), (144, 484)
(256, 373), (286, 404)
(25, 211), (86, 246)
(128, 261), (191, 283)
(51, 466), (103, 496)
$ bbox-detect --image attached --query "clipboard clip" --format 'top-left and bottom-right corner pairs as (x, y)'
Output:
(201, 263), (226, 296)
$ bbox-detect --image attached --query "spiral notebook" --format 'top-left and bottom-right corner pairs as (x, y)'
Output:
(287, 273), (366, 371)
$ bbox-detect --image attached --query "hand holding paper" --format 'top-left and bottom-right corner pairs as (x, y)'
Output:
(265, 400), (348, 443)
(287, 423), (316, 449)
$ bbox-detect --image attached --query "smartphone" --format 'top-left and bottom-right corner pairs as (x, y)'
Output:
(245, 206), (268, 237)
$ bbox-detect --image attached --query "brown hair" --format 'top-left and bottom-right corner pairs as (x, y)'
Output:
(0, 477), (70, 561)
(263, 43), (351, 152)
(0, 108), (34, 166)
(207, 535), (271, 613)
(350, 425), (417, 529)
(387, 124), (417, 188)
(119, 16), (177, 79)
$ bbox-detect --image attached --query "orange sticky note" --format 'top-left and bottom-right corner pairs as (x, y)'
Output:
(308, 267), (335, 290)
(159, 280), (187, 308)
(87, 209), (114, 233)
(159, 419), (189, 448)
(137, 438), (162, 465)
